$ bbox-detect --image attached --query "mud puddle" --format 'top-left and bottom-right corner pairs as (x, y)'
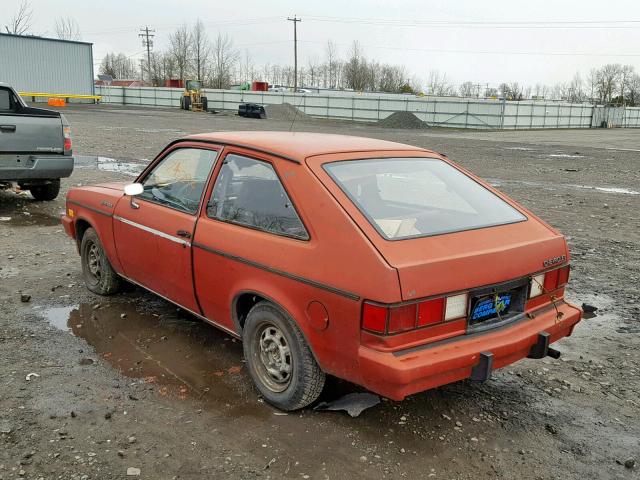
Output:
(41, 300), (258, 410)
(0, 209), (61, 227)
(75, 155), (146, 177)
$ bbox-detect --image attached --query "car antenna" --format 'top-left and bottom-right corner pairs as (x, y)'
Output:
(288, 94), (305, 132)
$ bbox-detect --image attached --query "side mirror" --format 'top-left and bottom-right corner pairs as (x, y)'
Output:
(124, 183), (143, 196)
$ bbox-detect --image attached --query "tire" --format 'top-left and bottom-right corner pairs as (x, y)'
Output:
(80, 227), (121, 295)
(183, 96), (191, 111)
(29, 179), (60, 201)
(201, 96), (208, 111)
(243, 301), (325, 411)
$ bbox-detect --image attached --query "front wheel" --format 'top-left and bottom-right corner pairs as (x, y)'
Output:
(80, 227), (121, 295)
(29, 179), (60, 201)
(243, 302), (325, 411)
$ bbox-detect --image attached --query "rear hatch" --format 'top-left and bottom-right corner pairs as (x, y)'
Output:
(308, 151), (568, 340)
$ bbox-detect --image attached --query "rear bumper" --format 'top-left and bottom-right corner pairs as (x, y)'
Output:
(357, 300), (582, 400)
(0, 155), (74, 181)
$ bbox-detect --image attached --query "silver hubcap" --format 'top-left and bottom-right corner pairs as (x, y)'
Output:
(255, 324), (292, 392)
(87, 243), (102, 280)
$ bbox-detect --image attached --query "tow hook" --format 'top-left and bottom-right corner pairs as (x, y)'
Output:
(547, 347), (561, 359)
(528, 331), (562, 360)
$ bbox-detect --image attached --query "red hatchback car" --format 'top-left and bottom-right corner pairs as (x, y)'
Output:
(62, 132), (582, 410)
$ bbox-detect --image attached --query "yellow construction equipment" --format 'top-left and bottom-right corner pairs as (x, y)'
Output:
(180, 80), (208, 112)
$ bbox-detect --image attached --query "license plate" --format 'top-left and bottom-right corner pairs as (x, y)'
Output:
(470, 293), (512, 324)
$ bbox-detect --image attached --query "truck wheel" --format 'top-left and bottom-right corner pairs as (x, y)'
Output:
(243, 301), (325, 411)
(80, 227), (121, 295)
(183, 96), (191, 110)
(201, 96), (208, 111)
(30, 179), (60, 201)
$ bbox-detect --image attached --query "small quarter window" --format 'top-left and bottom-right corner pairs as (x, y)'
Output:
(0, 88), (14, 112)
(207, 154), (308, 240)
(139, 148), (218, 214)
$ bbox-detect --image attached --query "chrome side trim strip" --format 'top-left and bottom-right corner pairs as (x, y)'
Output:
(67, 200), (113, 217)
(192, 241), (361, 301)
(113, 215), (190, 247)
(120, 274), (241, 339)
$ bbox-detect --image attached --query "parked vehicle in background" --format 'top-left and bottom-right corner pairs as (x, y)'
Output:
(0, 83), (74, 200)
(61, 132), (582, 410)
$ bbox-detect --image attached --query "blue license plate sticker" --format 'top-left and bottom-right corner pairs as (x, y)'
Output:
(471, 294), (512, 322)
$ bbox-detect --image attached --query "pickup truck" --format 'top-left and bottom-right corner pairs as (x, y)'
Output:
(0, 82), (74, 200)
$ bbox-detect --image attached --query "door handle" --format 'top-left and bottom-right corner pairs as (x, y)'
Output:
(176, 230), (192, 239)
(0, 125), (16, 132)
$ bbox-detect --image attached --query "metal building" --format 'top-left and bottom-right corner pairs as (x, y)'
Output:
(0, 33), (94, 95)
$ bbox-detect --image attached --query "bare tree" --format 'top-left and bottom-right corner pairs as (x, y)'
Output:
(426, 70), (455, 96)
(568, 72), (585, 103)
(99, 53), (138, 79)
(325, 40), (339, 89)
(5, 0), (33, 35)
(168, 24), (191, 81)
(191, 20), (210, 82)
(306, 56), (320, 88)
(54, 16), (81, 41)
(618, 65), (634, 106)
(595, 64), (622, 104)
(625, 74), (640, 106)
(209, 33), (238, 89)
(343, 41), (368, 91)
(458, 81), (477, 98)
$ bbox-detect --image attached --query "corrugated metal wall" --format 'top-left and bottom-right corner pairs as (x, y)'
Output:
(95, 85), (607, 130)
(0, 33), (94, 95)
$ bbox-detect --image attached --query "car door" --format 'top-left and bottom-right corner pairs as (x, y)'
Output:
(192, 150), (310, 331)
(113, 145), (219, 312)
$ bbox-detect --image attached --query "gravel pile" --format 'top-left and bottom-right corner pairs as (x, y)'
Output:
(377, 111), (427, 129)
(264, 103), (311, 122)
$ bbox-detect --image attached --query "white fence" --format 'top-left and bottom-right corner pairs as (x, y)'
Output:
(94, 85), (640, 130)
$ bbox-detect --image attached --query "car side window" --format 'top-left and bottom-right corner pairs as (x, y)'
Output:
(0, 88), (14, 112)
(139, 148), (218, 214)
(207, 154), (309, 240)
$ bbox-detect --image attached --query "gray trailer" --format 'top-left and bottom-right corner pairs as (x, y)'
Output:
(0, 83), (74, 200)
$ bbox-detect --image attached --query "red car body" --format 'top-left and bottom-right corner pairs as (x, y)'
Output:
(62, 132), (582, 402)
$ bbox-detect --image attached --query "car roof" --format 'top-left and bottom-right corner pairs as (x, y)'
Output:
(184, 131), (432, 163)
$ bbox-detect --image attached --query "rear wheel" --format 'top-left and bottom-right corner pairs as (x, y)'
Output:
(80, 228), (121, 295)
(243, 302), (325, 411)
(201, 96), (208, 111)
(29, 179), (60, 201)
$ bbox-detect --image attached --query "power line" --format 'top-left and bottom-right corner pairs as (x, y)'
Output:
(298, 40), (640, 58)
(287, 16), (302, 92)
(301, 14), (640, 29)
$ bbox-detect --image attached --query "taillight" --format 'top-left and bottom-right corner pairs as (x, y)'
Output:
(362, 303), (387, 334)
(529, 265), (570, 298)
(363, 293), (468, 335)
(63, 126), (72, 151)
(417, 298), (444, 327)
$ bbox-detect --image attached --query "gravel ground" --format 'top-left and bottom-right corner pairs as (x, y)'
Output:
(1, 105), (639, 480)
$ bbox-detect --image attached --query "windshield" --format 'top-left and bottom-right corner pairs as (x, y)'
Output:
(324, 157), (526, 240)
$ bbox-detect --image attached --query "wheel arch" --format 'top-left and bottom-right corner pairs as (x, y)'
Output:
(231, 289), (323, 368)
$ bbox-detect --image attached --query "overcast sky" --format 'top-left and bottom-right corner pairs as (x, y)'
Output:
(6, 0), (640, 88)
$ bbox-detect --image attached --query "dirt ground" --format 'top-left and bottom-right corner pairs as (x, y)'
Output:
(1, 105), (639, 480)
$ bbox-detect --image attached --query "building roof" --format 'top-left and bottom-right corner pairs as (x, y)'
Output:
(185, 131), (430, 162)
(0, 32), (93, 46)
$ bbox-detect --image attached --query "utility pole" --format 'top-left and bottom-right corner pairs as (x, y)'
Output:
(138, 26), (155, 85)
(287, 16), (301, 92)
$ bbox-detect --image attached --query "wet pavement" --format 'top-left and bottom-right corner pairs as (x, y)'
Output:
(42, 298), (255, 409)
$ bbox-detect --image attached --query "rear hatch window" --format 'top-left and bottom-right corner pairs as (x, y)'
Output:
(324, 157), (526, 239)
